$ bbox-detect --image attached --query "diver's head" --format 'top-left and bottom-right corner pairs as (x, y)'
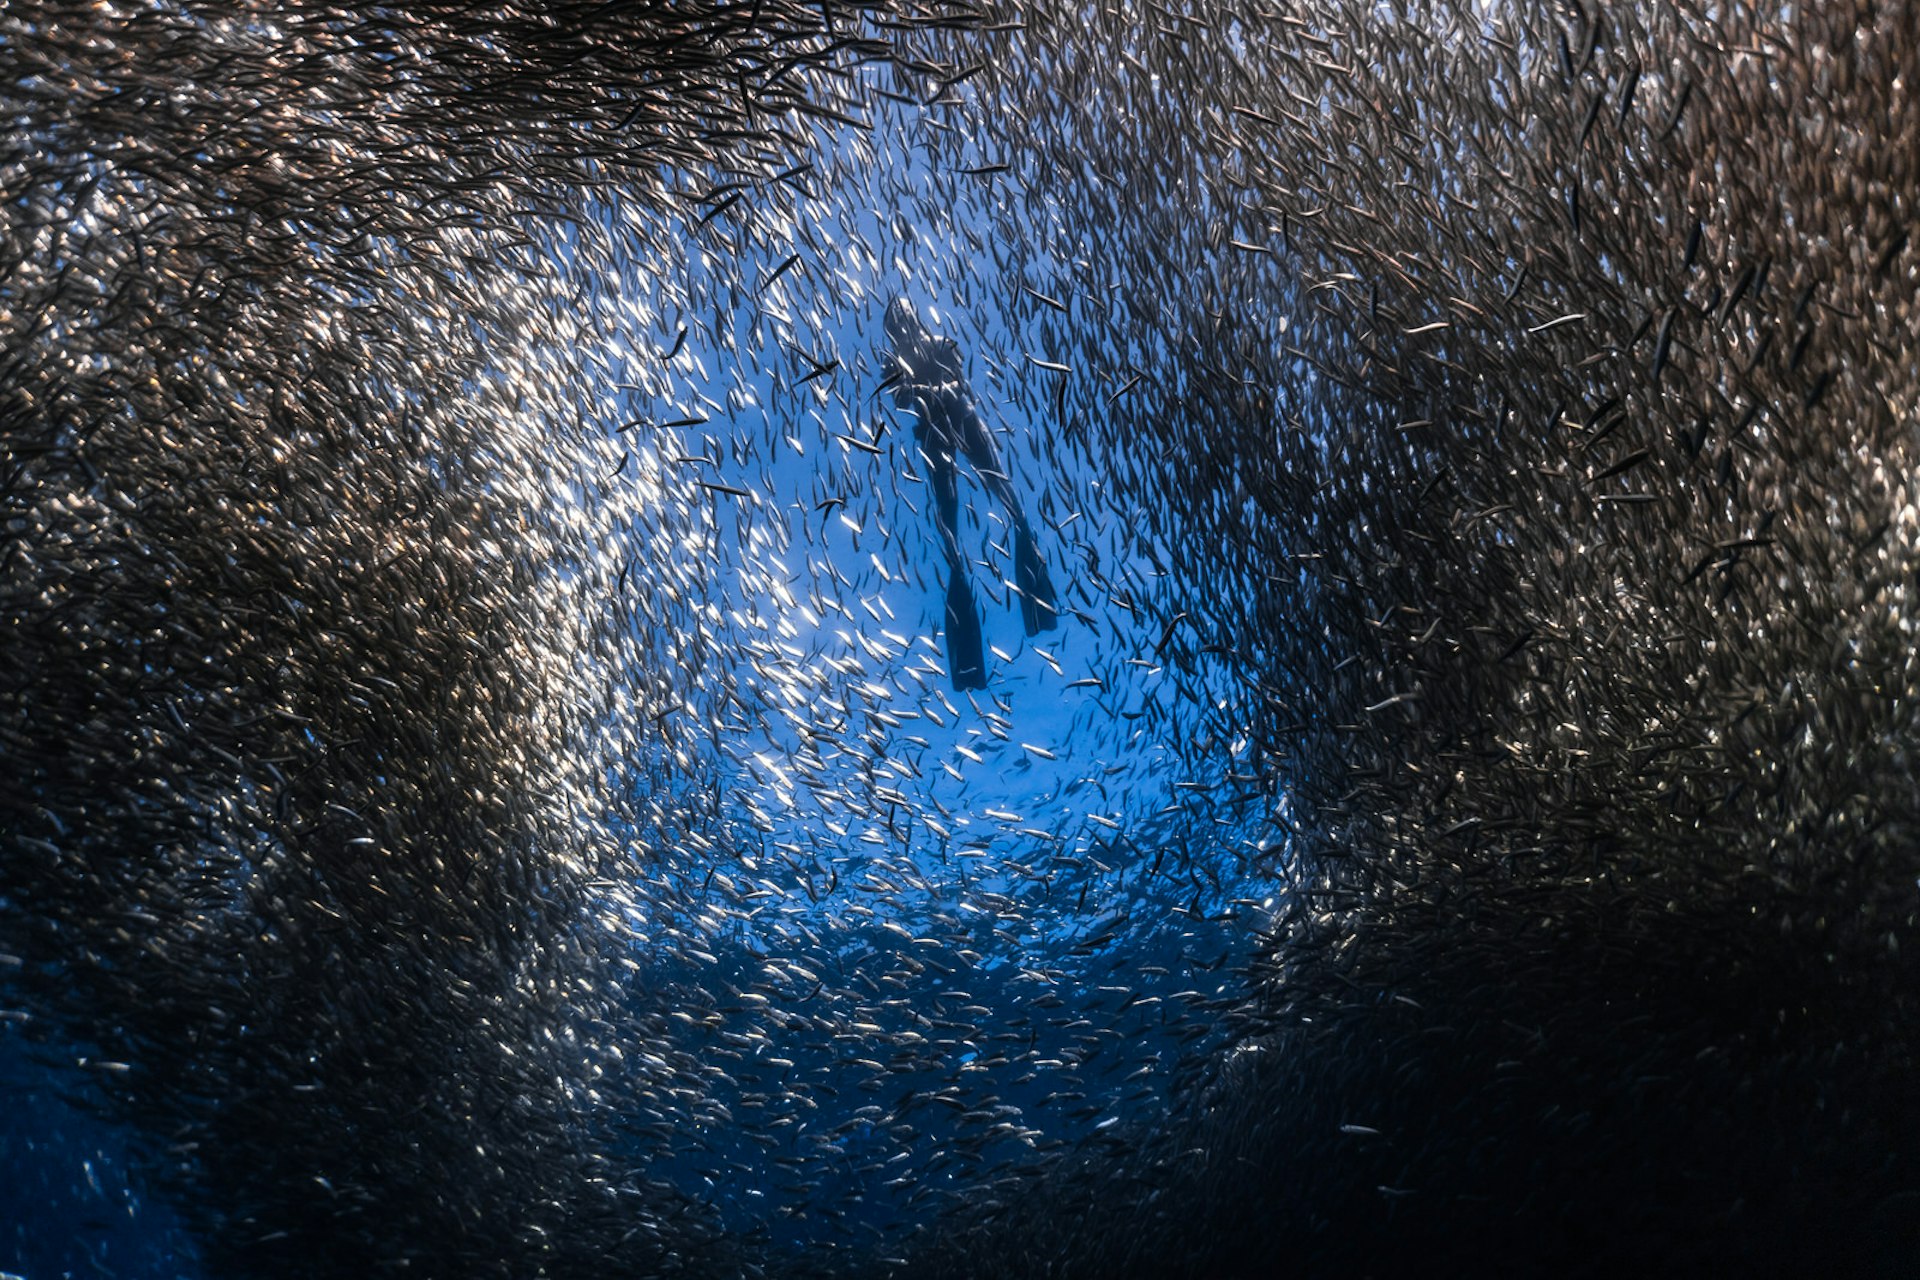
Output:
(884, 297), (929, 357)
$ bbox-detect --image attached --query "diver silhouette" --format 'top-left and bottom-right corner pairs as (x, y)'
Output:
(882, 298), (1058, 691)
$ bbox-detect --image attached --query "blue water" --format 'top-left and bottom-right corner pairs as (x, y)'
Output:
(0, 1024), (201, 1280)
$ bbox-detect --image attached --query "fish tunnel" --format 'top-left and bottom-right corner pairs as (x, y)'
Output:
(3, 2), (1917, 1278)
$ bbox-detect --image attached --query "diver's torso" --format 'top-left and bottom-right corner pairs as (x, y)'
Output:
(893, 337), (970, 456)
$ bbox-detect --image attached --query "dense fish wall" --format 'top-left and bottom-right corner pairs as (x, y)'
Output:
(2, 2), (1914, 1277)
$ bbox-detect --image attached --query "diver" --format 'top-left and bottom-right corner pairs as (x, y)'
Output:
(882, 298), (1058, 691)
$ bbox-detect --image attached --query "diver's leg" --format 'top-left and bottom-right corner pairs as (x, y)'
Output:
(921, 435), (967, 572)
(959, 409), (1024, 528)
(927, 450), (985, 688)
(962, 420), (1058, 635)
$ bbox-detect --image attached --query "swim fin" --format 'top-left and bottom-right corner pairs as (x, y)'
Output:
(1014, 526), (1059, 636)
(945, 567), (988, 690)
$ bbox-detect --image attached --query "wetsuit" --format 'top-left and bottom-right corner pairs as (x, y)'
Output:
(886, 308), (1057, 690)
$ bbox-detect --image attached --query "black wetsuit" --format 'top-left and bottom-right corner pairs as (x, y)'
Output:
(889, 330), (1056, 690)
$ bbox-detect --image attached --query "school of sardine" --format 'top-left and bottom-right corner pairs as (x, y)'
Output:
(2, 2), (1915, 1277)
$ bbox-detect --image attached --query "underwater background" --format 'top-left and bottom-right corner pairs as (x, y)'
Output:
(4, 2), (1916, 1276)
